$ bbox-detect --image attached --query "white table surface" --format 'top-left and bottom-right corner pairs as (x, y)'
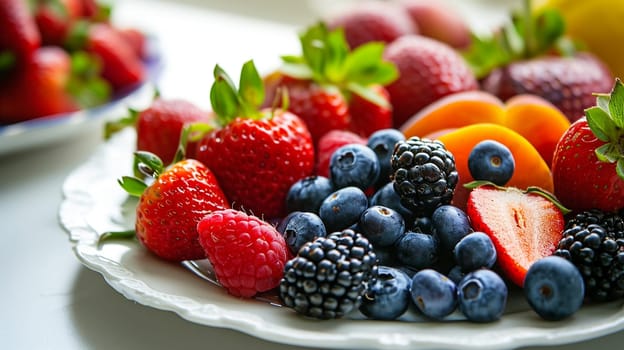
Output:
(2, 0), (623, 349)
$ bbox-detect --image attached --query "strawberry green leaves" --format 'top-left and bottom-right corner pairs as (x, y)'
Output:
(608, 79), (624, 128)
(280, 22), (398, 106)
(462, 0), (575, 79)
(210, 60), (266, 124)
(585, 78), (624, 180)
(118, 151), (165, 197)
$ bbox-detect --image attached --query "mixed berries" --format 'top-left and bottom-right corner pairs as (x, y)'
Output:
(99, 0), (624, 329)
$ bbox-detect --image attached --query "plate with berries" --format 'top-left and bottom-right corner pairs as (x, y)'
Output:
(60, 2), (624, 349)
(60, 59), (624, 350)
(0, 0), (162, 156)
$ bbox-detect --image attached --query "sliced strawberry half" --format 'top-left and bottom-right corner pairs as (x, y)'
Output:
(466, 185), (566, 287)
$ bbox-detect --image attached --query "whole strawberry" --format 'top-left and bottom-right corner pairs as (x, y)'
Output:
(482, 53), (612, 123)
(105, 98), (213, 164)
(196, 61), (315, 219)
(115, 152), (230, 261)
(197, 209), (290, 298)
(383, 35), (478, 128)
(325, 0), (416, 49)
(466, 184), (567, 287)
(268, 23), (397, 142)
(464, 5), (613, 122)
(67, 22), (145, 90)
(275, 76), (351, 144)
(33, 0), (82, 46)
(348, 84), (393, 137)
(0, 47), (110, 123)
(552, 79), (624, 213)
(0, 0), (40, 70)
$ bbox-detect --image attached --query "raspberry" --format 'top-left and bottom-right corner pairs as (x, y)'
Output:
(197, 209), (290, 298)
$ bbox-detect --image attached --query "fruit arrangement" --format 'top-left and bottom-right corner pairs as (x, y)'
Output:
(101, 0), (624, 327)
(0, 0), (151, 124)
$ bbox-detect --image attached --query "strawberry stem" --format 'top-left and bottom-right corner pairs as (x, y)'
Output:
(0, 51), (16, 73)
(135, 151), (165, 177)
(173, 122), (214, 163)
(117, 151), (165, 197)
(98, 229), (136, 243)
(104, 108), (139, 139)
(522, 0), (535, 58)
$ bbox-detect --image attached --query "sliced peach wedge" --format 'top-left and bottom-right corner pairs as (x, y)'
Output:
(400, 90), (570, 166)
(503, 94), (570, 166)
(400, 90), (506, 138)
(436, 123), (554, 211)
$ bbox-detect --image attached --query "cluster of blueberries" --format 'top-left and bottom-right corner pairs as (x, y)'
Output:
(277, 129), (584, 322)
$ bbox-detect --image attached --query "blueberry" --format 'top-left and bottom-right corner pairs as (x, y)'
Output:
(369, 182), (415, 223)
(394, 231), (438, 270)
(366, 129), (405, 188)
(447, 265), (465, 285)
(329, 144), (380, 190)
(457, 269), (508, 322)
(410, 269), (457, 320)
(454, 232), (497, 272)
(411, 215), (433, 233)
(276, 211), (327, 255)
(360, 266), (412, 320)
(319, 186), (368, 232)
(374, 245), (398, 266)
(467, 140), (515, 186)
(286, 176), (334, 214)
(524, 256), (585, 321)
(431, 205), (472, 252)
(359, 206), (405, 247)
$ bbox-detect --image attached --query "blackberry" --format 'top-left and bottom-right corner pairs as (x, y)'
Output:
(391, 137), (458, 216)
(554, 209), (624, 301)
(279, 229), (378, 319)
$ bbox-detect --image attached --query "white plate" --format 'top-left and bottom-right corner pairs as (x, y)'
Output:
(59, 128), (624, 350)
(0, 39), (162, 156)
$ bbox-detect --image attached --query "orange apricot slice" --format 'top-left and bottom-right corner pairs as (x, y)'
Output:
(400, 90), (506, 138)
(436, 123), (554, 211)
(504, 95), (570, 167)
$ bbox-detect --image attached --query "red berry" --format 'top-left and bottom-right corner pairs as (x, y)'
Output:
(86, 23), (145, 90)
(0, 47), (79, 123)
(136, 98), (213, 164)
(383, 35), (478, 128)
(348, 85), (393, 138)
(283, 78), (351, 145)
(466, 186), (565, 287)
(552, 118), (624, 212)
(315, 129), (367, 177)
(197, 209), (290, 298)
(326, 0), (416, 49)
(135, 158), (230, 261)
(0, 0), (41, 66)
(482, 53), (613, 122)
(196, 110), (315, 219)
